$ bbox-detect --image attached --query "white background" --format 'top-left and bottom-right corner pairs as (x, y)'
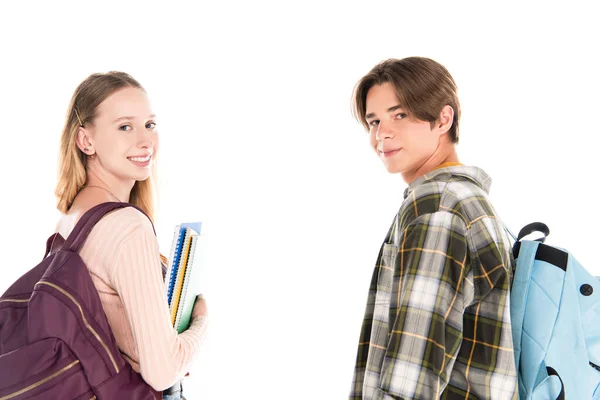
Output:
(1, 1), (598, 398)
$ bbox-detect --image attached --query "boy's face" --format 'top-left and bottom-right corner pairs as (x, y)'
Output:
(365, 82), (441, 176)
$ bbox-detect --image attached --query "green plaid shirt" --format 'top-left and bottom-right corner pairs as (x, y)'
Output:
(350, 166), (518, 400)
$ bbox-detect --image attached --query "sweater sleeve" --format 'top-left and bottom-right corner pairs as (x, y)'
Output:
(109, 223), (208, 391)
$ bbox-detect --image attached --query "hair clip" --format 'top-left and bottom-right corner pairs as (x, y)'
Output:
(74, 108), (84, 127)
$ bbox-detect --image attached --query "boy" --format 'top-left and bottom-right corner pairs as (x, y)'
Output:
(349, 57), (517, 399)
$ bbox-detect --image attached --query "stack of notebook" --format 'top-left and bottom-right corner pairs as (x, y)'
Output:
(164, 222), (204, 333)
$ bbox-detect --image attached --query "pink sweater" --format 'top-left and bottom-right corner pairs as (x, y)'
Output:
(68, 207), (207, 391)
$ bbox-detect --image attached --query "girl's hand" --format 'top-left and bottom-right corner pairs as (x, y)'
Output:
(191, 295), (208, 319)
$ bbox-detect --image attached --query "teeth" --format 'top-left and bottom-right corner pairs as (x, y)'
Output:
(129, 156), (150, 162)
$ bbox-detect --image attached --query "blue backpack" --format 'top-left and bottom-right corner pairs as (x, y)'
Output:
(510, 222), (600, 399)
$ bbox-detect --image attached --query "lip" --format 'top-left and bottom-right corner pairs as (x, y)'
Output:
(380, 148), (401, 158)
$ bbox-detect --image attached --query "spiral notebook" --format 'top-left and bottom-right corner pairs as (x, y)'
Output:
(164, 222), (204, 333)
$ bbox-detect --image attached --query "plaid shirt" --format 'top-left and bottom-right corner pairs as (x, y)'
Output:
(350, 166), (518, 400)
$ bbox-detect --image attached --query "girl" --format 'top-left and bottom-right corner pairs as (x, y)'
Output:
(54, 71), (207, 399)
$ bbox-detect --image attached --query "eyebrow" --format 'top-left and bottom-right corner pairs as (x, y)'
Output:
(112, 114), (156, 124)
(365, 105), (404, 120)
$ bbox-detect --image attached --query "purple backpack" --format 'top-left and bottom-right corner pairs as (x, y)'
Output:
(0, 203), (160, 399)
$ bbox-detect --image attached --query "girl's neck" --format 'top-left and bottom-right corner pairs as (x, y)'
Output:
(85, 168), (133, 203)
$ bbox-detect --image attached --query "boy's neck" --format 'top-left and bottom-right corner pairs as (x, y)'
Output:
(402, 141), (459, 184)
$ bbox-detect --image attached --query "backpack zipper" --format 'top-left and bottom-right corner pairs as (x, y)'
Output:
(36, 280), (120, 374)
(0, 298), (29, 303)
(0, 360), (80, 400)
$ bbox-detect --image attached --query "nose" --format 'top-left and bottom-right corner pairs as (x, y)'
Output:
(137, 127), (154, 150)
(375, 120), (394, 141)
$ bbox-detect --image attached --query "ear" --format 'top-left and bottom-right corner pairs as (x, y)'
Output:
(435, 105), (454, 136)
(75, 127), (94, 155)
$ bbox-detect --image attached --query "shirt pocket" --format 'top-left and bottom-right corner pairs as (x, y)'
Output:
(374, 243), (398, 305)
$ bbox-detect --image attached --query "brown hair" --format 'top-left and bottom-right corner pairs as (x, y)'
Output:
(352, 57), (461, 143)
(55, 71), (158, 221)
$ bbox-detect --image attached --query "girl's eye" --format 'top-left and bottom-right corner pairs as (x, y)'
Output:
(146, 122), (156, 129)
(395, 113), (407, 119)
(119, 124), (132, 131)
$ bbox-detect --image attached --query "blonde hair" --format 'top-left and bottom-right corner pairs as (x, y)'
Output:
(55, 71), (158, 223)
(352, 57), (461, 143)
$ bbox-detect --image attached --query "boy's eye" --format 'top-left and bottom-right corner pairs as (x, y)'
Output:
(395, 113), (407, 119)
(368, 120), (379, 127)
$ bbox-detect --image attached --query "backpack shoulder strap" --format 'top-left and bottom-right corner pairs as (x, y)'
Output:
(510, 239), (540, 370)
(62, 202), (155, 253)
(43, 232), (65, 259)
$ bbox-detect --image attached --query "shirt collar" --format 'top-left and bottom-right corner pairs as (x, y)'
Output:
(404, 165), (492, 199)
